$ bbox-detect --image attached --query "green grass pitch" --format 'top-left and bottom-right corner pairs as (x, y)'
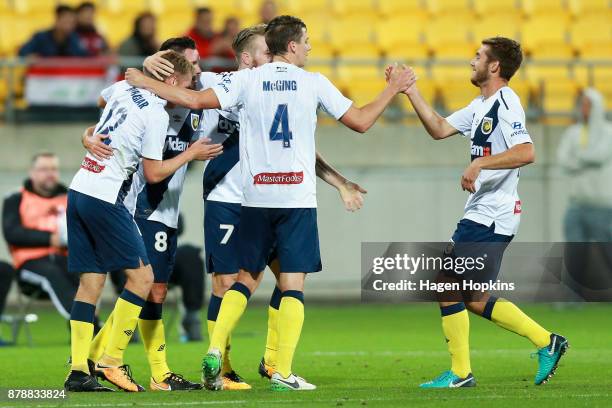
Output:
(1, 303), (610, 407)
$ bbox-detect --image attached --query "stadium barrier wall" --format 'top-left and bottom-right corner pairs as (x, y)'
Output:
(0, 122), (570, 300)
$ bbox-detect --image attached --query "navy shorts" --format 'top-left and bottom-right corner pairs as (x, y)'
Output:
(67, 189), (150, 274)
(204, 201), (280, 274)
(204, 200), (242, 274)
(136, 218), (177, 283)
(238, 206), (322, 274)
(445, 218), (513, 282)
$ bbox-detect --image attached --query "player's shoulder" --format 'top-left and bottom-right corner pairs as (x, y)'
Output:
(497, 86), (524, 114)
(198, 71), (225, 89)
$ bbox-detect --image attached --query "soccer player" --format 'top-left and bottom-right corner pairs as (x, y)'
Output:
(398, 37), (569, 388)
(64, 51), (218, 392)
(142, 24), (367, 390)
(81, 37), (222, 391)
(125, 15), (415, 390)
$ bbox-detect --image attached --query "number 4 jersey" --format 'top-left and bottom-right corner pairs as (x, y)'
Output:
(69, 80), (169, 204)
(211, 62), (353, 208)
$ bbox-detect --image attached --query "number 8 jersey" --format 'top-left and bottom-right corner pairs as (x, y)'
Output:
(211, 62), (352, 209)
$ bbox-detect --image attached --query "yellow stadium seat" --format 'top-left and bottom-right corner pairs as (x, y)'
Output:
(336, 65), (386, 106)
(98, 15), (136, 49)
(521, 16), (569, 54)
(308, 41), (336, 59)
(150, 0), (194, 15)
(427, 0), (472, 16)
(61, 0), (101, 6)
(540, 80), (580, 113)
(425, 16), (474, 58)
(332, 0), (377, 16)
(570, 15), (612, 53)
(473, 0), (519, 17)
(306, 64), (337, 81)
(593, 67), (612, 110)
(376, 15), (426, 58)
(377, 0), (427, 16)
(472, 16), (522, 43)
(530, 43), (576, 60)
(522, 0), (567, 16)
(14, 0), (56, 15)
(375, 16), (425, 48)
(301, 13), (331, 44)
(329, 18), (376, 57)
(508, 77), (532, 109)
(526, 65), (572, 84)
(105, 0), (149, 15)
(435, 43), (477, 59)
(438, 80), (480, 112)
(285, 0), (330, 14)
(158, 15), (192, 40)
(431, 65), (472, 82)
(580, 43), (612, 61)
(569, 0), (611, 16)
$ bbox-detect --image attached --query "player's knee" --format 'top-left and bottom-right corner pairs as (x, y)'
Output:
(465, 301), (485, 315)
(78, 274), (105, 294)
(214, 274), (237, 295)
(148, 283), (168, 303)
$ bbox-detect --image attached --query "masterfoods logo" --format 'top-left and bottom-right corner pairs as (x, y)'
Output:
(253, 171), (304, 185)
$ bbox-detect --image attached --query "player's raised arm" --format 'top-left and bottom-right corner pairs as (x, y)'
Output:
(384, 67), (459, 140)
(125, 67), (221, 110)
(339, 64), (416, 133)
(315, 151), (367, 212)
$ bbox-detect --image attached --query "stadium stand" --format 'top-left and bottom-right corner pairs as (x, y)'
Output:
(0, 0), (610, 118)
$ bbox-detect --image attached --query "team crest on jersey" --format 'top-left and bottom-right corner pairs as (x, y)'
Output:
(190, 113), (200, 130)
(481, 117), (493, 135)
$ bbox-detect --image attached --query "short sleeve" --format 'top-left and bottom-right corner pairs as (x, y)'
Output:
(211, 70), (250, 110)
(499, 103), (532, 147)
(317, 73), (353, 119)
(100, 83), (115, 102)
(446, 101), (475, 137)
(141, 108), (168, 160)
(196, 72), (217, 90)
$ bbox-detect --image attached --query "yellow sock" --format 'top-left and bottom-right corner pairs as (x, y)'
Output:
(222, 334), (232, 374)
(207, 319), (215, 342)
(264, 286), (282, 369)
(89, 311), (113, 363)
(264, 306), (279, 369)
(276, 292), (304, 378)
(69, 301), (96, 374)
(441, 303), (471, 378)
(139, 318), (170, 382)
(99, 289), (145, 366)
(488, 298), (551, 348)
(209, 283), (250, 353)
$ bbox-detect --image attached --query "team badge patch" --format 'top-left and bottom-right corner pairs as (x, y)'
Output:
(191, 113), (200, 131)
(481, 117), (493, 135)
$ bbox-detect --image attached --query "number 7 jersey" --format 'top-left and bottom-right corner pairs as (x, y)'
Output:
(211, 62), (352, 208)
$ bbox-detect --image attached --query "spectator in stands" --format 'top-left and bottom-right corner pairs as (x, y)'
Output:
(260, 0), (278, 24)
(75, 1), (109, 56)
(118, 12), (158, 57)
(211, 17), (241, 60)
(1, 153), (80, 324)
(0, 261), (16, 346)
(557, 88), (612, 242)
(185, 7), (215, 59)
(18, 5), (87, 57)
